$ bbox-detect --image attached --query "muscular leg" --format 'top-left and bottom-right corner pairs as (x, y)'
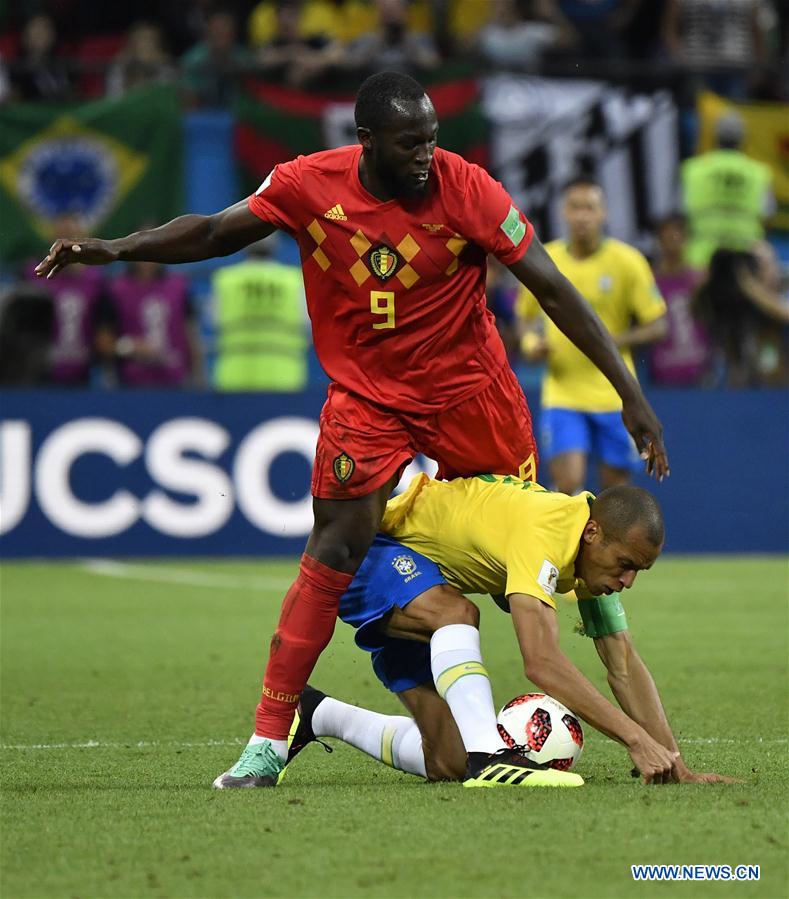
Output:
(384, 587), (508, 756)
(397, 684), (466, 781)
(310, 693), (428, 778)
(306, 682), (463, 781)
(255, 475), (398, 744)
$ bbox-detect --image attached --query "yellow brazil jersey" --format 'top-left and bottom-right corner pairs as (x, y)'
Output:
(518, 238), (666, 412)
(381, 473), (593, 609)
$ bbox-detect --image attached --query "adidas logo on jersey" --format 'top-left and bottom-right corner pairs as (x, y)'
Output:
(324, 204), (347, 221)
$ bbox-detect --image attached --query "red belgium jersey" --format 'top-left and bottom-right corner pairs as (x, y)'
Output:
(247, 145), (534, 414)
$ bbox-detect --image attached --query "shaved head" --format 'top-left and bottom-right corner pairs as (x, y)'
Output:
(355, 71), (428, 134)
(591, 486), (664, 547)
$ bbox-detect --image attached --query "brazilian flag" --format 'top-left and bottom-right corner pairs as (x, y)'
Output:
(0, 85), (183, 262)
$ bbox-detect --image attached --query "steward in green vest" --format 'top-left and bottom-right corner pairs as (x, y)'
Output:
(681, 112), (773, 270)
(213, 253), (308, 391)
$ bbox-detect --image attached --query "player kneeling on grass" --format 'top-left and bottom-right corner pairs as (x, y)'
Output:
(227, 477), (735, 789)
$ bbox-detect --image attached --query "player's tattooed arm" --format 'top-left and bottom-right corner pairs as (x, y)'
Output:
(508, 238), (670, 481)
(35, 201), (275, 278)
(508, 592), (679, 784)
(594, 630), (741, 784)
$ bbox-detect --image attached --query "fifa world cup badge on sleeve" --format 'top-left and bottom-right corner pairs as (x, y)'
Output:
(333, 452), (355, 483)
(537, 560), (560, 597)
(500, 205), (526, 246)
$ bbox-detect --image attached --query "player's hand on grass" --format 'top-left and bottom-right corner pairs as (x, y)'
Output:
(35, 238), (118, 280)
(620, 396), (670, 481)
(672, 762), (743, 785)
(627, 732), (679, 784)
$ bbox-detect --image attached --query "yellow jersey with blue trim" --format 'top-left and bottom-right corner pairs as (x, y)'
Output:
(381, 473), (593, 608)
(518, 238), (666, 412)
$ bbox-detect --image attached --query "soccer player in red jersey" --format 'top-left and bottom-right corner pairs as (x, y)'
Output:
(36, 72), (669, 788)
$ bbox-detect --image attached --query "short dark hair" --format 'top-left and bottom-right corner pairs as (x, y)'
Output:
(591, 486), (665, 547)
(355, 71), (427, 133)
(563, 174), (603, 195)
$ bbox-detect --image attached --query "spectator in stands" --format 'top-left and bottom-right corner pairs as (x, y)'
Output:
(739, 240), (789, 326)
(103, 259), (204, 388)
(254, 0), (342, 88)
(211, 237), (309, 391)
(24, 214), (109, 386)
(476, 0), (574, 71)
(433, 0), (494, 57)
(10, 14), (72, 102)
(735, 240), (789, 386)
(106, 21), (174, 97)
(181, 8), (252, 108)
(694, 247), (787, 387)
(248, 0), (377, 48)
(648, 213), (710, 386)
(662, 0), (768, 99)
(346, 0), (440, 76)
(681, 111), (774, 270)
(0, 282), (54, 386)
(553, 0), (641, 60)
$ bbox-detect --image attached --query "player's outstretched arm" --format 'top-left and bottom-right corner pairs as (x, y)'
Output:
(508, 239), (669, 480)
(509, 592), (680, 783)
(593, 630), (741, 784)
(35, 200), (275, 279)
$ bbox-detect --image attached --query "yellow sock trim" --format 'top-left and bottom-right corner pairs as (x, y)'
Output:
(435, 661), (489, 699)
(381, 725), (397, 768)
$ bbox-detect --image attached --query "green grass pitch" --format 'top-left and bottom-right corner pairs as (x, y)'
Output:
(1, 556), (787, 899)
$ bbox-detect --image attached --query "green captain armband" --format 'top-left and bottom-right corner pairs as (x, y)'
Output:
(577, 593), (629, 638)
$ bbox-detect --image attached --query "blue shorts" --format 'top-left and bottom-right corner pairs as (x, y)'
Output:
(540, 407), (640, 470)
(338, 534), (446, 693)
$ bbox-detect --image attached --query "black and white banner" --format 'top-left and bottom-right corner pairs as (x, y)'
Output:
(484, 75), (679, 251)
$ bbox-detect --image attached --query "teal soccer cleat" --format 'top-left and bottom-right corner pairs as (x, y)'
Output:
(212, 741), (285, 789)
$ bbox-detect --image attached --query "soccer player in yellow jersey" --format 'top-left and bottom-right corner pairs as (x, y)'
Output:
(282, 474), (735, 788)
(518, 177), (668, 495)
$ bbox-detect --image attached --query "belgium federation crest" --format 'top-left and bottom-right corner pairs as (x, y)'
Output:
(369, 245), (398, 280)
(333, 452), (355, 483)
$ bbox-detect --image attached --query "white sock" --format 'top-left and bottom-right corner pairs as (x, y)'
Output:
(247, 734), (288, 760)
(312, 697), (426, 777)
(430, 623), (507, 755)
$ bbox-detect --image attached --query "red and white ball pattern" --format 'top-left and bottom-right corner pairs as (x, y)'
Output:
(497, 693), (584, 771)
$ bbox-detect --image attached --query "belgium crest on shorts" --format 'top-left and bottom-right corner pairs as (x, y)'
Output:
(333, 452), (355, 483)
(370, 245), (398, 280)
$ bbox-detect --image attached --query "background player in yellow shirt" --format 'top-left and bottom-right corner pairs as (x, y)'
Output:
(274, 475), (734, 789)
(518, 177), (668, 495)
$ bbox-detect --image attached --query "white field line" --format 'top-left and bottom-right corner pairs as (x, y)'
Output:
(1, 739), (246, 750)
(79, 559), (294, 592)
(2, 737), (786, 751)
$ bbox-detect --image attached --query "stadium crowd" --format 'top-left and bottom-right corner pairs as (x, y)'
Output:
(1, 1), (787, 103)
(0, 0), (787, 389)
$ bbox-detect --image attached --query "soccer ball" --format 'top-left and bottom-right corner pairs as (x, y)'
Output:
(497, 693), (584, 771)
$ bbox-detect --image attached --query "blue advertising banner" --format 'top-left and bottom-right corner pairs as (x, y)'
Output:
(0, 388), (786, 557)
